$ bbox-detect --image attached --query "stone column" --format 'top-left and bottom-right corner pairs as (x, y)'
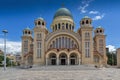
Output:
(57, 56), (59, 65)
(79, 58), (81, 65)
(68, 57), (69, 65)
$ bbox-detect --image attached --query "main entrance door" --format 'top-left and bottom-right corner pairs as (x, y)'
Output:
(61, 59), (66, 65)
(59, 53), (67, 65)
(70, 53), (77, 65)
(51, 59), (56, 65)
(70, 59), (75, 65)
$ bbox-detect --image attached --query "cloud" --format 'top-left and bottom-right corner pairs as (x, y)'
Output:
(78, 4), (89, 13)
(106, 45), (116, 52)
(92, 14), (105, 20)
(89, 11), (99, 14)
(78, 0), (105, 20)
(0, 38), (21, 54)
(78, 0), (94, 13)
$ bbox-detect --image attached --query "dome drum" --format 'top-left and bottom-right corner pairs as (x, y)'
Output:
(52, 8), (74, 31)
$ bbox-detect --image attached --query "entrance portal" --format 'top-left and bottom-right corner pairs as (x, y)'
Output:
(70, 53), (77, 65)
(70, 59), (75, 65)
(59, 53), (67, 65)
(51, 59), (56, 65)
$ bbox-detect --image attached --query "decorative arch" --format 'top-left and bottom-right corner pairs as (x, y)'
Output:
(69, 50), (81, 65)
(48, 53), (57, 65)
(69, 50), (81, 58)
(46, 50), (57, 58)
(46, 32), (80, 51)
(59, 52), (68, 65)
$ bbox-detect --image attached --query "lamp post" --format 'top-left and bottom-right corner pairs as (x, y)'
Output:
(2, 30), (8, 71)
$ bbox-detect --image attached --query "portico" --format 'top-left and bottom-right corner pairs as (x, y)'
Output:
(46, 50), (81, 65)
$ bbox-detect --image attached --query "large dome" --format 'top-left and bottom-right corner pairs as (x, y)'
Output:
(53, 8), (73, 19)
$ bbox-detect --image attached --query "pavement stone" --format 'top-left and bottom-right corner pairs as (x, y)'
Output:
(0, 66), (120, 80)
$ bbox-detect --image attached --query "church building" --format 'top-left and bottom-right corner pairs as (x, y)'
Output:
(21, 7), (107, 67)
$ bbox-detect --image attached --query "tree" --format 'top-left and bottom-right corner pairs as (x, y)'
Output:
(106, 51), (117, 65)
(0, 55), (11, 67)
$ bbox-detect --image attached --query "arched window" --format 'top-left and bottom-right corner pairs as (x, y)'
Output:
(59, 37), (61, 48)
(72, 40), (74, 48)
(66, 23), (68, 29)
(38, 21), (41, 25)
(28, 31), (30, 34)
(62, 37), (64, 48)
(62, 23), (64, 30)
(86, 20), (89, 24)
(97, 30), (99, 33)
(85, 41), (90, 58)
(24, 41), (28, 53)
(25, 31), (27, 34)
(37, 33), (41, 39)
(37, 41), (41, 58)
(65, 37), (67, 48)
(53, 41), (55, 48)
(100, 30), (102, 33)
(56, 38), (58, 48)
(68, 38), (70, 48)
(82, 21), (84, 25)
(58, 23), (60, 29)
(55, 24), (57, 30)
(42, 22), (44, 26)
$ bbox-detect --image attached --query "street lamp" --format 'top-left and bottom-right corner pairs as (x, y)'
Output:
(2, 30), (8, 71)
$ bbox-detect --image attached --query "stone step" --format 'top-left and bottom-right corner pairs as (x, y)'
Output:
(28, 65), (98, 71)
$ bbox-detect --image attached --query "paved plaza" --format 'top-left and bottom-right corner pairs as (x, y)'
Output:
(0, 66), (120, 80)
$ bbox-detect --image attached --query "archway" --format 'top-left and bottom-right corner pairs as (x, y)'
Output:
(49, 53), (57, 65)
(59, 53), (67, 65)
(70, 53), (77, 65)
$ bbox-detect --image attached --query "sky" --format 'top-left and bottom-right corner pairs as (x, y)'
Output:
(0, 0), (120, 54)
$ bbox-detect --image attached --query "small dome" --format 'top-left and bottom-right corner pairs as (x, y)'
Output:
(98, 26), (102, 28)
(24, 27), (31, 31)
(53, 8), (73, 19)
(37, 17), (44, 21)
(84, 16), (89, 18)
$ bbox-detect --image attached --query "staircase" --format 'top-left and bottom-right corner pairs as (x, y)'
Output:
(28, 65), (97, 71)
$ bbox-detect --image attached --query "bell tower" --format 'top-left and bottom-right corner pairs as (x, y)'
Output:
(94, 26), (107, 66)
(21, 27), (33, 66)
(33, 17), (48, 65)
(79, 16), (93, 65)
